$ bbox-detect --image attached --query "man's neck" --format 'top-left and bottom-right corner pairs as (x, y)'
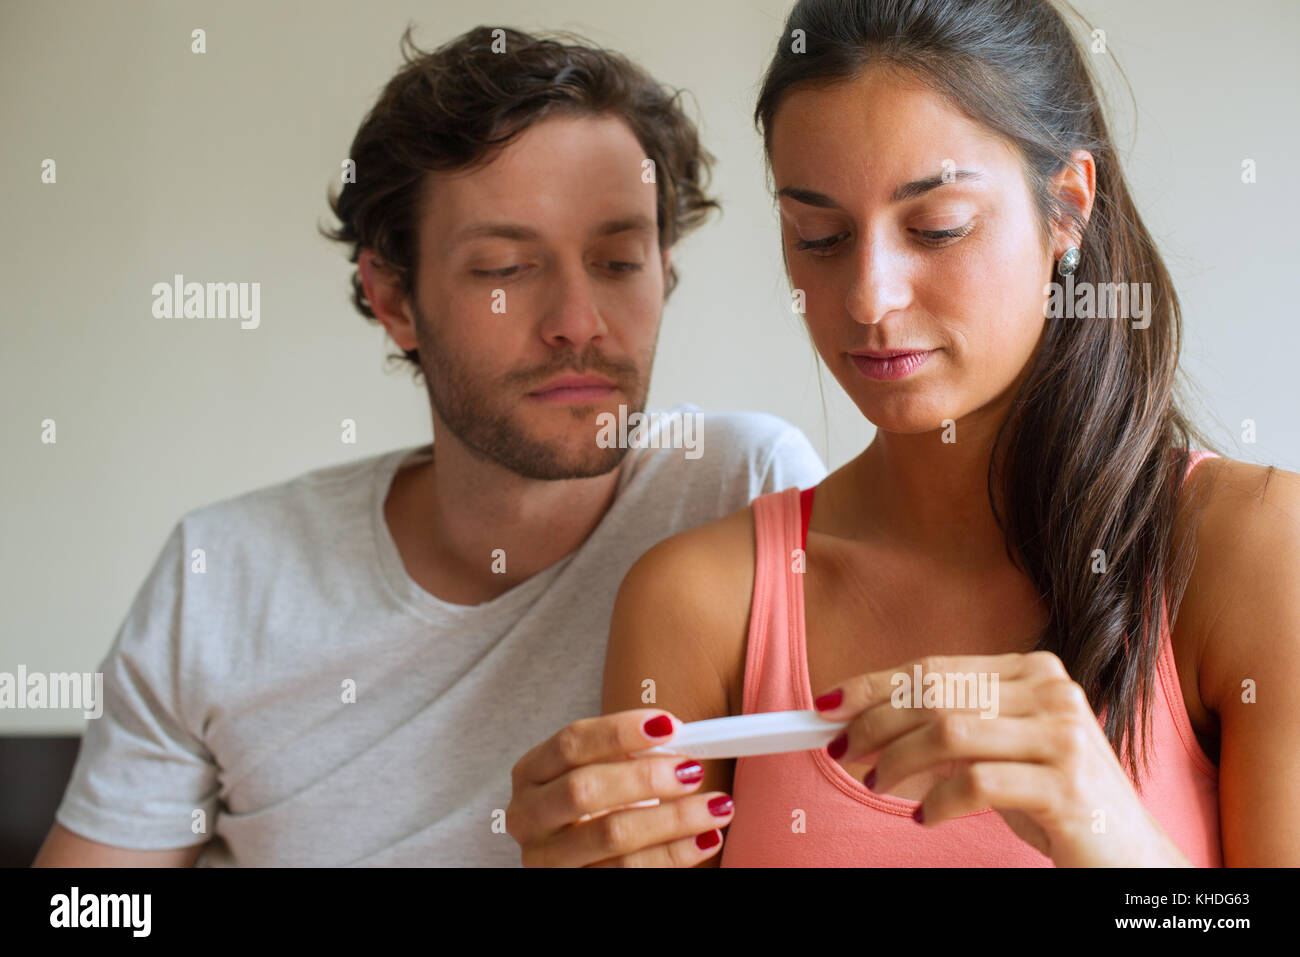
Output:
(385, 439), (624, 606)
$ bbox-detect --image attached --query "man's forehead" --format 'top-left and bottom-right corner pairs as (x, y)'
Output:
(420, 113), (656, 235)
(474, 111), (649, 177)
(441, 211), (656, 247)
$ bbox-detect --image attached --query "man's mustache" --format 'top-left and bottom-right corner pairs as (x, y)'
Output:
(507, 351), (641, 390)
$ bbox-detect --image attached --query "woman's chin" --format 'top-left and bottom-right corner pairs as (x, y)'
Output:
(853, 402), (954, 436)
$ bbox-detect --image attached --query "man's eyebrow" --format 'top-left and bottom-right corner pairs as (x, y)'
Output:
(452, 222), (540, 244)
(777, 170), (984, 208)
(594, 214), (656, 237)
(451, 213), (655, 246)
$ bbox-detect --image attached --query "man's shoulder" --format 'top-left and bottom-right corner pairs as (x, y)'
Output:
(177, 444), (417, 546)
(633, 403), (821, 471)
(688, 403), (810, 444)
(608, 404), (824, 531)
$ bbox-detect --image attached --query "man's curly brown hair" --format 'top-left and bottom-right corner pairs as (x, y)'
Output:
(320, 24), (721, 376)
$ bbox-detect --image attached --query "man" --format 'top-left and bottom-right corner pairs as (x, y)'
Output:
(34, 25), (825, 866)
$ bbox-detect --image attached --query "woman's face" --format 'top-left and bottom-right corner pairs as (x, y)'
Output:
(769, 67), (1059, 436)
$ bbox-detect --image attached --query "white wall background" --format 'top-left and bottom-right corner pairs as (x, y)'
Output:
(2, 0), (1297, 732)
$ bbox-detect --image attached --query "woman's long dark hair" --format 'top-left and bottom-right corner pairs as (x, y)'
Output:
(756, 0), (1222, 781)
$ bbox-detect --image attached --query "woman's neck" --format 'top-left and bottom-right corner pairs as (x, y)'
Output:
(837, 405), (1016, 570)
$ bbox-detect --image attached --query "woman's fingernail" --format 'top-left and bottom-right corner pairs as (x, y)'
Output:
(913, 804), (925, 824)
(675, 760), (704, 784)
(814, 689), (843, 711)
(707, 795), (734, 817)
(696, 829), (721, 849)
(643, 715), (673, 738)
(827, 733), (848, 760)
(864, 768), (877, 791)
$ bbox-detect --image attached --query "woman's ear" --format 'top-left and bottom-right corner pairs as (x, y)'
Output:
(1049, 148), (1097, 258)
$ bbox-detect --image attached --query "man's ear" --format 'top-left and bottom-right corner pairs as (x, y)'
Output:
(358, 250), (418, 352)
(1049, 148), (1097, 259)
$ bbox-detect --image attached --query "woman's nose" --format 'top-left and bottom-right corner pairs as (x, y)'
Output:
(845, 237), (912, 325)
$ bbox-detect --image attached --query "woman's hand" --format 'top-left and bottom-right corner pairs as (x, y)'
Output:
(506, 709), (735, 867)
(812, 650), (1192, 867)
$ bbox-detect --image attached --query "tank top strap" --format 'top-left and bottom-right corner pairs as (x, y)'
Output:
(799, 486), (815, 552)
(743, 487), (807, 715)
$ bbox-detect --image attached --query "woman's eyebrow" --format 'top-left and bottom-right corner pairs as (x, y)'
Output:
(777, 169), (984, 208)
(891, 168), (983, 201)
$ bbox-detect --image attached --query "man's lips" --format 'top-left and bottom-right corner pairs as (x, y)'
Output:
(526, 374), (618, 402)
(528, 374), (616, 394)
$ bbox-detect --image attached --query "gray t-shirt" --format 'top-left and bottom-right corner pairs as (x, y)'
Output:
(55, 404), (827, 866)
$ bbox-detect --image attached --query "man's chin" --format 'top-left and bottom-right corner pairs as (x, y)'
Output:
(532, 422), (631, 475)
(489, 408), (634, 480)
(510, 442), (629, 481)
(522, 398), (635, 441)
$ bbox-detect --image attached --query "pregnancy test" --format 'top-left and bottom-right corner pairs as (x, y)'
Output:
(636, 710), (850, 760)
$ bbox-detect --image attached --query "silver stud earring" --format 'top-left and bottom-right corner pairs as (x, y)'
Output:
(1057, 246), (1081, 277)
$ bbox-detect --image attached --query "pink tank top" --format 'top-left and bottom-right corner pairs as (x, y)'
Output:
(720, 450), (1223, 867)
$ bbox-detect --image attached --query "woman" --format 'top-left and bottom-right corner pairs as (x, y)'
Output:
(601, 0), (1299, 866)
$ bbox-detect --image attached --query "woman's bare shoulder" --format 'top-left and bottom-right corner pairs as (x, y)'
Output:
(614, 501), (760, 641)
(1177, 455), (1300, 568)
(601, 501), (762, 718)
(1176, 455), (1300, 863)
(1176, 454), (1300, 707)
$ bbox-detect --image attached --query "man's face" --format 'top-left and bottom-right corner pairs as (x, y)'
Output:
(408, 112), (668, 480)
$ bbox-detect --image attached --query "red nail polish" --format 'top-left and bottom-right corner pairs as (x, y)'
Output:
(707, 795), (734, 817)
(695, 829), (721, 850)
(864, 768), (877, 791)
(814, 689), (843, 711)
(675, 760), (704, 784)
(827, 733), (848, 760)
(643, 715), (673, 738)
(913, 804), (925, 824)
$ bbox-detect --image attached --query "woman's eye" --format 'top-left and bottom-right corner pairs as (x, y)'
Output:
(794, 232), (850, 253)
(601, 262), (644, 274)
(912, 222), (976, 245)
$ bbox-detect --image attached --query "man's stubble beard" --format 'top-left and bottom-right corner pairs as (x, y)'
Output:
(410, 296), (657, 480)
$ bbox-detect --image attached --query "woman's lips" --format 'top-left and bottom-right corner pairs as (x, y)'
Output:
(849, 350), (935, 381)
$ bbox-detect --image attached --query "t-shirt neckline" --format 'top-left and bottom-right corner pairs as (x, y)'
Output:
(368, 442), (573, 624)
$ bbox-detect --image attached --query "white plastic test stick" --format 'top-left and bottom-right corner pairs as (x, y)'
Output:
(636, 710), (850, 760)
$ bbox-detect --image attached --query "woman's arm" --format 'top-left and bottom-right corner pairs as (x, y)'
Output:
(1186, 460), (1300, 865)
(602, 507), (757, 866)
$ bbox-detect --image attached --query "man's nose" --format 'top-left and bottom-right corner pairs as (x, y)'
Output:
(538, 259), (607, 347)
